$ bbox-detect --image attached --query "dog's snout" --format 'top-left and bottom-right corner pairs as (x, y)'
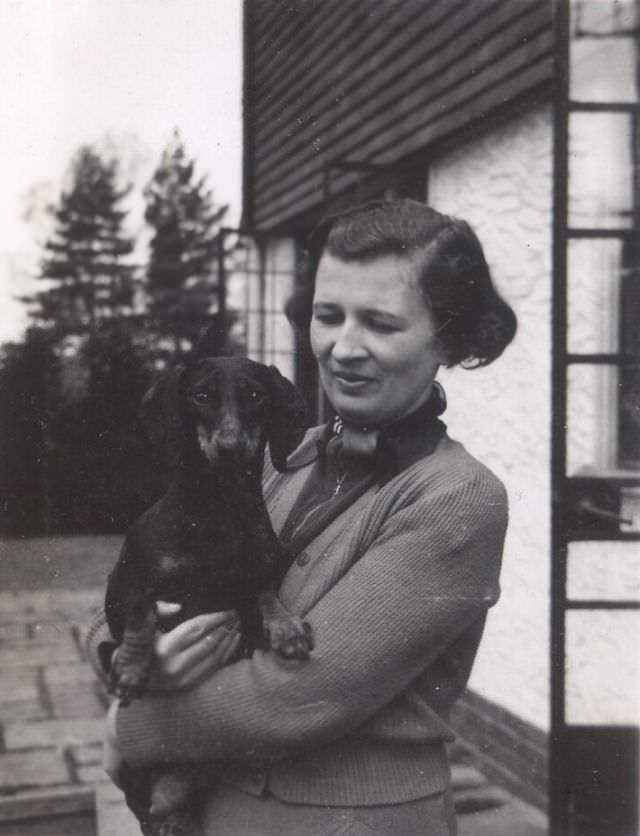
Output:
(197, 419), (257, 466)
(216, 431), (241, 453)
(216, 416), (244, 450)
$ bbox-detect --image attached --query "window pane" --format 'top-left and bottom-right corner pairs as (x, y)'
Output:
(566, 611), (640, 725)
(227, 236), (297, 378)
(570, 0), (638, 103)
(567, 364), (619, 474)
(568, 112), (634, 229)
(567, 238), (622, 354)
(568, 541), (640, 599)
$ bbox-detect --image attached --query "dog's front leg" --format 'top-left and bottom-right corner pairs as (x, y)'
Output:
(110, 592), (158, 706)
(259, 591), (313, 660)
(119, 763), (205, 836)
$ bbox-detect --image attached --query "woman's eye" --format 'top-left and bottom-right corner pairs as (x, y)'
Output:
(367, 319), (400, 334)
(313, 311), (342, 325)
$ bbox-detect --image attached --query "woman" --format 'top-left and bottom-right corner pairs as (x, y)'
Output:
(89, 199), (517, 835)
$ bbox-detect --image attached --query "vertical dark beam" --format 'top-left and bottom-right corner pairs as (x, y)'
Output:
(241, 0), (255, 230)
(550, 0), (570, 833)
(257, 237), (266, 361)
(217, 229), (227, 318)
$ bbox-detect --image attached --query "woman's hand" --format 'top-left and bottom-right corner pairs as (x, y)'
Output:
(146, 603), (241, 693)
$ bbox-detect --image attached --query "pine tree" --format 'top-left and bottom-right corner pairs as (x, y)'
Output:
(144, 131), (229, 357)
(31, 146), (137, 339)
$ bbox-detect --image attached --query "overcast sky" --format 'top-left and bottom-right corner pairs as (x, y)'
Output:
(0, 0), (242, 342)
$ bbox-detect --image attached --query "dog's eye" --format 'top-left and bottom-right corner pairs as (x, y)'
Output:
(192, 391), (210, 404)
(249, 390), (266, 404)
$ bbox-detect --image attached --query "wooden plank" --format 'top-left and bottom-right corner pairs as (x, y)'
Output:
(252, 0), (549, 182)
(251, 0), (287, 43)
(252, 0), (451, 148)
(252, 3), (551, 201)
(252, 55), (551, 228)
(255, 44), (551, 222)
(252, 0), (363, 111)
(252, 0), (429, 126)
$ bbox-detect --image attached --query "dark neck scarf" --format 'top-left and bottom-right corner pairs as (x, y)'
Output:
(280, 383), (447, 555)
(323, 381), (447, 483)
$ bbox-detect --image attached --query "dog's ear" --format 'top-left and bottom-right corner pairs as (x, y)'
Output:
(265, 366), (307, 472)
(140, 365), (188, 467)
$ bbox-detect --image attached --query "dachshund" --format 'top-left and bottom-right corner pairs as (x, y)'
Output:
(104, 356), (311, 835)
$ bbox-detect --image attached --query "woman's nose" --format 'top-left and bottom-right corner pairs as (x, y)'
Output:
(331, 322), (367, 361)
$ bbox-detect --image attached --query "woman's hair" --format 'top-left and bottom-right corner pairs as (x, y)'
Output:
(285, 199), (517, 368)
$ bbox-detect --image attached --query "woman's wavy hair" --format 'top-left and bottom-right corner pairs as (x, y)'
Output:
(285, 199), (517, 368)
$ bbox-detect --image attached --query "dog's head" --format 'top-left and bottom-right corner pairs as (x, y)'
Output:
(142, 357), (307, 473)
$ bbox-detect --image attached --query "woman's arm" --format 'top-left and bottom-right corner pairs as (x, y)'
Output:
(116, 467), (508, 768)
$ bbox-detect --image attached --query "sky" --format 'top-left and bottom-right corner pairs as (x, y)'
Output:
(0, 0), (243, 342)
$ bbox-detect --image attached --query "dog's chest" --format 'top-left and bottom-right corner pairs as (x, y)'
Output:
(144, 511), (277, 606)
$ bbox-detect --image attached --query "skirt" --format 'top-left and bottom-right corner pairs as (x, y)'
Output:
(200, 783), (458, 836)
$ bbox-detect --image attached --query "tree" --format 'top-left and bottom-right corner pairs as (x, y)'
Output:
(29, 146), (137, 340)
(143, 131), (229, 358)
(0, 329), (58, 534)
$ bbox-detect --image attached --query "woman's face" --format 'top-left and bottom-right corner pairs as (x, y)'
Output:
(310, 253), (444, 427)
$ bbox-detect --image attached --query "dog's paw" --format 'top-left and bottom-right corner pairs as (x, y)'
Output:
(149, 767), (195, 818)
(142, 812), (196, 836)
(264, 615), (314, 660)
(110, 657), (151, 707)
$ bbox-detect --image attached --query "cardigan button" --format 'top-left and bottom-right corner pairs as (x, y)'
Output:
(296, 551), (311, 566)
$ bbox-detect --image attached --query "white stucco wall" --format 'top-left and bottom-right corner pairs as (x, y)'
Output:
(428, 105), (553, 730)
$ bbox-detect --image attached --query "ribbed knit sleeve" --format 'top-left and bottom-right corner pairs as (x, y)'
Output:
(84, 609), (116, 689)
(116, 452), (508, 768)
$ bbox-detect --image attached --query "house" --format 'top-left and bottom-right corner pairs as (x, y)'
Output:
(233, 1), (639, 834)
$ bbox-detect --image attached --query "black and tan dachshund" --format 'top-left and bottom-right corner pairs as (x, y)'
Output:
(105, 356), (311, 835)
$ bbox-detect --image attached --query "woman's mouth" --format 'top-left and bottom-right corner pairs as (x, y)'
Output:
(331, 370), (375, 391)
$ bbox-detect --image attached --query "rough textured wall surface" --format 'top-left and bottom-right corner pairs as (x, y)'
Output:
(428, 105), (552, 730)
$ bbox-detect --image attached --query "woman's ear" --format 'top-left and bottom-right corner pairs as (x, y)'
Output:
(265, 365), (308, 471)
(139, 364), (188, 467)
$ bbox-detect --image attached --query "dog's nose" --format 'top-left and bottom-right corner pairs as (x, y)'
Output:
(216, 434), (239, 453)
(215, 421), (244, 455)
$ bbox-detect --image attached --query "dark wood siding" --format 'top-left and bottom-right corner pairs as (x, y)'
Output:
(244, 0), (553, 230)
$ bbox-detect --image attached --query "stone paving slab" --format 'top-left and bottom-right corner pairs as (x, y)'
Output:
(454, 784), (513, 814)
(0, 590), (103, 616)
(0, 751), (70, 791)
(0, 670), (39, 704)
(0, 622), (29, 643)
(28, 622), (79, 645)
(450, 764), (488, 791)
(44, 662), (99, 687)
(5, 717), (105, 750)
(0, 585), (548, 836)
(95, 783), (139, 836)
(458, 795), (547, 836)
(0, 643), (80, 670)
(68, 743), (103, 767)
(49, 684), (106, 719)
(0, 587), (106, 831)
(0, 784), (95, 828)
(0, 699), (49, 724)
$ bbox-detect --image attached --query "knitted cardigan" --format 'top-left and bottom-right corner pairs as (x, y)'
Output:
(86, 426), (508, 806)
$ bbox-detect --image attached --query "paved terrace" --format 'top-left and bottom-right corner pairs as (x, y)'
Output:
(0, 537), (546, 835)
